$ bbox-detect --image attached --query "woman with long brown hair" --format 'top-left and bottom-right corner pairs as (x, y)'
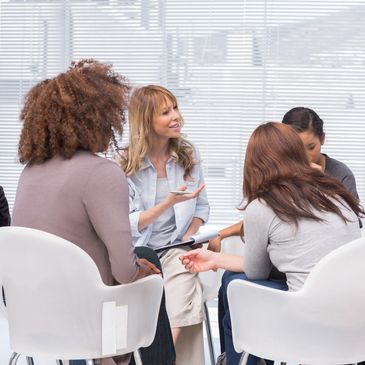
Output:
(180, 122), (363, 365)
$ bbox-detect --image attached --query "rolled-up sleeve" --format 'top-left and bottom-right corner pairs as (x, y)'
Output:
(127, 179), (146, 238)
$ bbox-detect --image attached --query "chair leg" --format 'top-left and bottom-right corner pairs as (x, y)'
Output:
(56, 361), (64, 365)
(9, 352), (20, 365)
(133, 349), (143, 365)
(203, 301), (215, 365)
(26, 357), (34, 365)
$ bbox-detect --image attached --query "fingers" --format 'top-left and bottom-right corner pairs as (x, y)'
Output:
(179, 249), (204, 273)
(170, 183), (205, 201)
(189, 183), (205, 198)
(179, 256), (198, 272)
(196, 183), (206, 193)
(310, 162), (323, 172)
(138, 258), (161, 274)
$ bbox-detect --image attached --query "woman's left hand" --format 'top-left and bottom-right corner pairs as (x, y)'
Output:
(179, 248), (217, 273)
(137, 258), (161, 275)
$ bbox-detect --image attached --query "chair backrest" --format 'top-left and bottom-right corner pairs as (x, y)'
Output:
(199, 268), (224, 302)
(228, 236), (365, 364)
(221, 236), (245, 256)
(0, 226), (163, 360)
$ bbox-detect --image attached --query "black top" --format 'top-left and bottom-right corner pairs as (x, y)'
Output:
(0, 185), (10, 227)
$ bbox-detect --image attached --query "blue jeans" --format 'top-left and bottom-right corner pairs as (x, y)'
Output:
(218, 271), (288, 365)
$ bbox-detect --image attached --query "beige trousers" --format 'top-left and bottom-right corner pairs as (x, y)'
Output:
(161, 247), (205, 364)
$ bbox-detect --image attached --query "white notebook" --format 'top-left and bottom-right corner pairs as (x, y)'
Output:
(154, 229), (219, 253)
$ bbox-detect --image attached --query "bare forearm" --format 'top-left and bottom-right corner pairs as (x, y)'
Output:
(138, 200), (173, 231)
(213, 252), (244, 272)
(208, 221), (244, 252)
(183, 217), (204, 240)
(219, 221), (244, 239)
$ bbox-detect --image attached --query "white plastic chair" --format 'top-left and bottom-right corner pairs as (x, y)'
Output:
(0, 226), (164, 365)
(227, 236), (365, 365)
(199, 267), (224, 365)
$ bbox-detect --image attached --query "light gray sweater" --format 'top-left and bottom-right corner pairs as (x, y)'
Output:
(243, 198), (361, 291)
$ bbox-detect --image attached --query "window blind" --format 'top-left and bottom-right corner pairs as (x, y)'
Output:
(1, 0), (364, 225)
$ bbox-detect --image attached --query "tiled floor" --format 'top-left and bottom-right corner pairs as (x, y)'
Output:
(0, 299), (221, 365)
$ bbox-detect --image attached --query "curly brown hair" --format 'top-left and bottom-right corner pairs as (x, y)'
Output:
(18, 59), (130, 164)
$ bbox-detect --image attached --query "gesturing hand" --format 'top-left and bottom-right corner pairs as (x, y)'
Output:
(166, 184), (206, 206)
(179, 248), (217, 273)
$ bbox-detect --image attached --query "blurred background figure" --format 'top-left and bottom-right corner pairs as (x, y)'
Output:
(0, 186), (10, 227)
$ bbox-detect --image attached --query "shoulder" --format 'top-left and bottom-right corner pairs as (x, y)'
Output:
(184, 141), (203, 167)
(324, 154), (354, 178)
(245, 198), (276, 221)
(73, 152), (126, 185)
(75, 151), (119, 168)
(190, 141), (201, 159)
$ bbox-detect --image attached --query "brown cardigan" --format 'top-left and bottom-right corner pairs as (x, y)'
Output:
(12, 151), (140, 365)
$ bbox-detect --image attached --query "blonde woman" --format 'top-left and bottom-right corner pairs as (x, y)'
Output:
(120, 85), (209, 364)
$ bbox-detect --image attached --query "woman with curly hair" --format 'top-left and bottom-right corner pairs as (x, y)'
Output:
(120, 85), (209, 364)
(180, 122), (363, 365)
(12, 60), (175, 365)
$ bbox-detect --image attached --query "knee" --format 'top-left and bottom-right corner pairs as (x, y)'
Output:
(221, 271), (248, 290)
(222, 308), (232, 333)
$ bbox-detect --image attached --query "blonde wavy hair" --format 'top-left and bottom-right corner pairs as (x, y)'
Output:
(120, 85), (195, 178)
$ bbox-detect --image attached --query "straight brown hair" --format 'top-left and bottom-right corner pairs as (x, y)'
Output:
(243, 122), (363, 224)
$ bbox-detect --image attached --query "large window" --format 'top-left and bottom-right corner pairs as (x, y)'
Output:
(1, 0), (365, 224)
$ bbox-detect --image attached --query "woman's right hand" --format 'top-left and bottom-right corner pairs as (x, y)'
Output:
(137, 183), (205, 232)
(310, 162), (323, 172)
(165, 183), (205, 206)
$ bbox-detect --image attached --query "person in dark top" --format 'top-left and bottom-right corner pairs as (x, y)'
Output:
(1, 186), (11, 305)
(282, 106), (359, 199)
(0, 185), (10, 227)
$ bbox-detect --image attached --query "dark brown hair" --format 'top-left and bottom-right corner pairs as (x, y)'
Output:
(19, 59), (130, 164)
(282, 106), (324, 137)
(243, 122), (363, 224)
